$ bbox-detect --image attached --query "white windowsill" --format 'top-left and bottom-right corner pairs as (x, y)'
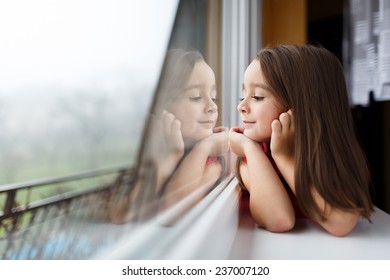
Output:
(230, 207), (390, 259)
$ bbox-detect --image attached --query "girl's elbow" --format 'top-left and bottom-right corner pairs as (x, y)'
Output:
(322, 215), (359, 237)
(270, 217), (295, 233)
(261, 214), (295, 233)
(325, 223), (356, 237)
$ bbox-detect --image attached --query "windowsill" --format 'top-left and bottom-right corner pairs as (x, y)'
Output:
(229, 206), (390, 259)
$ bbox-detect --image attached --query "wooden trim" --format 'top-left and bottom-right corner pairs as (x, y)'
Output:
(205, 0), (223, 126)
(262, 0), (307, 46)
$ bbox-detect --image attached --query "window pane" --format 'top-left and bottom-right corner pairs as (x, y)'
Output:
(0, 0), (178, 185)
(109, 0), (230, 224)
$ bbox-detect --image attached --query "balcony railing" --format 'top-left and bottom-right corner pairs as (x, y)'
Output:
(0, 165), (134, 259)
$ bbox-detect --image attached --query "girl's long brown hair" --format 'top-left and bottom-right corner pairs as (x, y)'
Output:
(238, 45), (373, 221)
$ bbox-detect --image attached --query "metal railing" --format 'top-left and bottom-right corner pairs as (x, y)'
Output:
(0, 165), (135, 259)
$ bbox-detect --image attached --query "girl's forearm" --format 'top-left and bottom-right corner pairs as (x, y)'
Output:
(161, 144), (218, 209)
(243, 145), (295, 232)
(272, 155), (296, 193)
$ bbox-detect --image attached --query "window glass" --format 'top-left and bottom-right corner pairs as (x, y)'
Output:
(105, 0), (230, 224)
(0, 0), (177, 185)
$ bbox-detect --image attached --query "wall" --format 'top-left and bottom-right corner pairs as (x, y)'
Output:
(262, 0), (307, 45)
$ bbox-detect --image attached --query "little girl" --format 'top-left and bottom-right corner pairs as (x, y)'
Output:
(229, 45), (373, 236)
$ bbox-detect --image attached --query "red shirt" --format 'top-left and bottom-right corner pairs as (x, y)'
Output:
(205, 156), (219, 166)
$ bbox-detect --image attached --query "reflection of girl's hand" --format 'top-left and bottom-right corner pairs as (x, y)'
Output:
(229, 127), (260, 157)
(270, 110), (295, 162)
(197, 126), (229, 157)
(161, 110), (185, 159)
(150, 111), (185, 190)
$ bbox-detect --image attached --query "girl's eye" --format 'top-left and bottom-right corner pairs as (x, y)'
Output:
(212, 97), (218, 103)
(252, 96), (264, 101)
(189, 96), (202, 101)
(239, 95), (264, 102)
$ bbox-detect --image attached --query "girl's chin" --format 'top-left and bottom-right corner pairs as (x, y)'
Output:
(243, 131), (269, 143)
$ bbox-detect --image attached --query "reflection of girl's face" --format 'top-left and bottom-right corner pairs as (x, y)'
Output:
(237, 59), (283, 143)
(168, 60), (218, 146)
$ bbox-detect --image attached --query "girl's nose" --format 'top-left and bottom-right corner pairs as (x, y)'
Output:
(237, 99), (248, 113)
(206, 98), (218, 113)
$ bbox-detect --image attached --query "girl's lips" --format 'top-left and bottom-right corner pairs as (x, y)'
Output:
(243, 121), (255, 127)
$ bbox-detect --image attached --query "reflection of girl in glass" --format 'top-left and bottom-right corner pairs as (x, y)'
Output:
(108, 49), (228, 223)
(155, 49), (228, 211)
(229, 45), (373, 236)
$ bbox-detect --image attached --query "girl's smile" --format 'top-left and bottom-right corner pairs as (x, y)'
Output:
(238, 59), (284, 143)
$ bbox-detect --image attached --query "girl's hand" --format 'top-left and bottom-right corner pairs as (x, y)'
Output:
(160, 110), (185, 159)
(149, 110), (184, 165)
(197, 126), (229, 157)
(229, 127), (260, 157)
(270, 110), (295, 163)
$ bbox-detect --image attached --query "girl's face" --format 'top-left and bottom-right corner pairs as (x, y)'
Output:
(168, 60), (218, 146)
(237, 59), (284, 143)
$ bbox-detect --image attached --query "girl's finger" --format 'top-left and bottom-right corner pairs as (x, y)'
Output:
(163, 111), (175, 135)
(287, 109), (294, 131)
(230, 126), (245, 134)
(271, 119), (282, 135)
(279, 112), (291, 130)
(213, 126), (228, 133)
(171, 119), (183, 151)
